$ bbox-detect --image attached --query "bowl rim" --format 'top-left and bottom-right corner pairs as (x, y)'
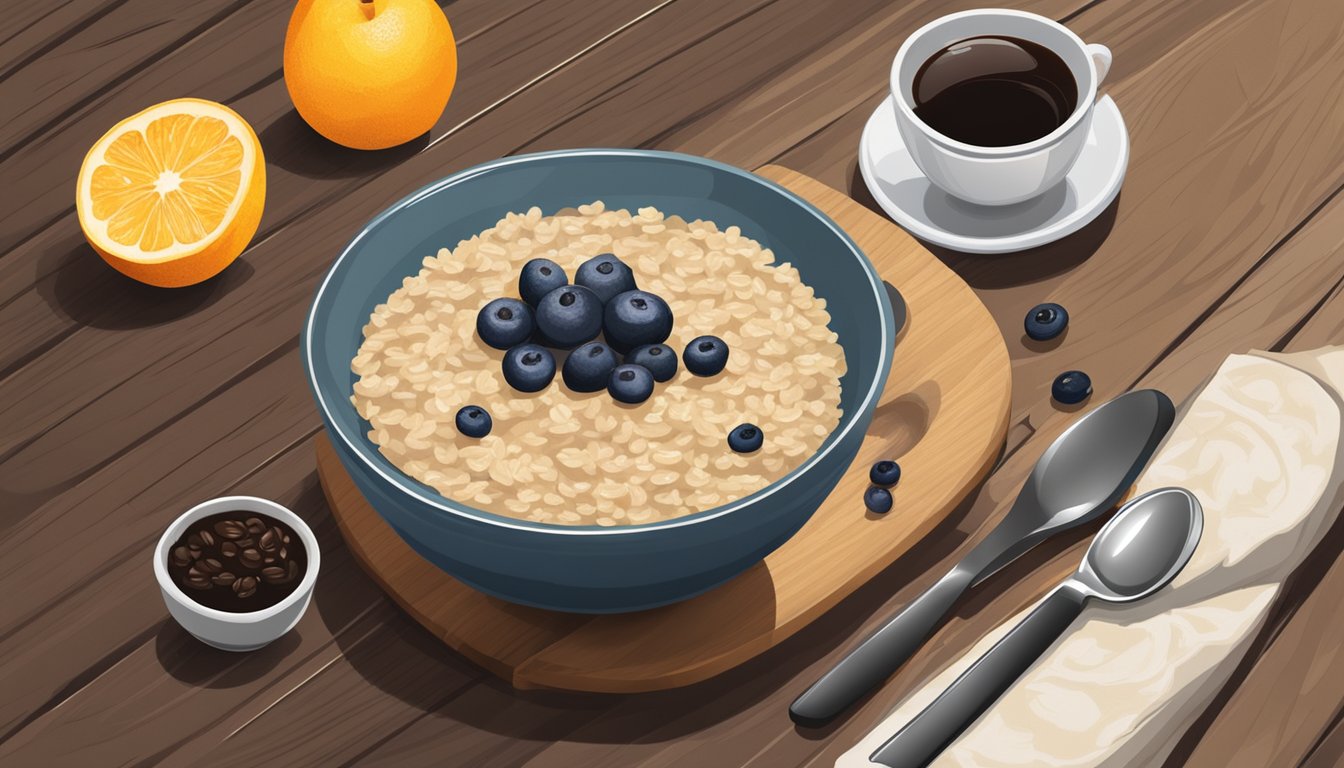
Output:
(153, 495), (321, 622)
(304, 148), (893, 536)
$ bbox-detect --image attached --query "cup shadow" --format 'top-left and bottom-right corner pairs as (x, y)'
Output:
(846, 160), (1120, 289)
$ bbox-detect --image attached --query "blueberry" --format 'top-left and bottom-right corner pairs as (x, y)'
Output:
(534, 285), (603, 349)
(562, 341), (619, 392)
(502, 343), (556, 392)
(575, 253), (637, 304)
(864, 486), (893, 514)
(607, 364), (655, 404)
(869, 460), (901, 487)
(626, 344), (678, 382)
(454, 405), (492, 438)
(519, 258), (568, 307)
(602, 290), (674, 354)
(682, 335), (729, 376)
(1051, 370), (1092, 404)
(727, 423), (764, 453)
(1025, 302), (1069, 341)
(475, 298), (534, 350)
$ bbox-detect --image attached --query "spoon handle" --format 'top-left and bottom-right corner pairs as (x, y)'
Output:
(869, 585), (1087, 768)
(790, 566), (976, 727)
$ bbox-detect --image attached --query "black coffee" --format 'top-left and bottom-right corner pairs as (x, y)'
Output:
(912, 35), (1077, 147)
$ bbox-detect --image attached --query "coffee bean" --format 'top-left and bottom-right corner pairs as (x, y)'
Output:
(185, 566), (211, 590)
(171, 546), (193, 567)
(233, 576), (258, 598)
(214, 520), (246, 540)
(167, 510), (305, 612)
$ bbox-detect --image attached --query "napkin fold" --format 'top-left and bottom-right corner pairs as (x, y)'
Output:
(839, 347), (1344, 768)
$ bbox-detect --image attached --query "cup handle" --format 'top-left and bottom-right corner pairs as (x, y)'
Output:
(1087, 43), (1113, 86)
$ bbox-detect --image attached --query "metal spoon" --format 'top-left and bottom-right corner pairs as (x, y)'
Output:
(869, 487), (1203, 768)
(790, 389), (1175, 727)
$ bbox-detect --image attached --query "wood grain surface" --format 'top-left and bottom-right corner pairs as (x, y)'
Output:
(0, 0), (1341, 765)
(315, 165), (1011, 693)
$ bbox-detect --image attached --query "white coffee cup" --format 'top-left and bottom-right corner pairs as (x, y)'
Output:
(890, 9), (1112, 206)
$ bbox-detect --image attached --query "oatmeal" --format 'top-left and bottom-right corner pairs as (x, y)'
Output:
(350, 202), (845, 526)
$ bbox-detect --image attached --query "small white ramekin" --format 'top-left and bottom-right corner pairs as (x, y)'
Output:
(154, 495), (320, 651)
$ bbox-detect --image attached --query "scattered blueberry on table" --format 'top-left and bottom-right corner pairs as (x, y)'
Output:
(869, 460), (901, 487)
(864, 486), (893, 514)
(575, 253), (637, 303)
(1025, 302), (1069, 341)
(728, 423), (764, 453)
(476, 297), (534, 350)
(683, 335), (729, 376)
(518, 257), (568, 307)
(608, 364), (655, 404)
(1051, 370), (1093, 404)
(534, 285), (603, 348)
(455, 405), (492, 438)
(603, 290), (674, 353)
(502, 343), (556, 392)
(627, 343), (678, 382)
(562, 341), (619, 392)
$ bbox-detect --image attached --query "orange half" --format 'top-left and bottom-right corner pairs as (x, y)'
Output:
(77, 98), (265, 287)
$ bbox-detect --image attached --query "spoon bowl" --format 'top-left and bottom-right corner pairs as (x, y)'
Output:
(871, 487), (1204, 768)
(1074, 487), (1203, 602)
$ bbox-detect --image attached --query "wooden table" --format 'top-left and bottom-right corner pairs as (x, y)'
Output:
(2, 1), (1342, 765)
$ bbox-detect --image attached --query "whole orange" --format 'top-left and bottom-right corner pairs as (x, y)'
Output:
(283, 0), (457, 150)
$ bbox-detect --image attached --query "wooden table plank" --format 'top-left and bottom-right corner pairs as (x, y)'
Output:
(3, 0), (1343, 764)
(0, 0), (260, 162)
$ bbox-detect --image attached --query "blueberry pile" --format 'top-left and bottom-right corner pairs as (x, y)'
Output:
(465, 253), (740, 439)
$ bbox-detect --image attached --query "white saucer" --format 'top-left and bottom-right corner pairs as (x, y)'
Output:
(859, 94), (1128, 254)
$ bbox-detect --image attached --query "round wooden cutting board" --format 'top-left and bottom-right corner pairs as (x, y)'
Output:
(315, 165), (1011, 692)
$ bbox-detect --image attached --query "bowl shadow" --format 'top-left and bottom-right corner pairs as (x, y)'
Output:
(156, 619), (301, 690)
(306, 440), (1002, 746)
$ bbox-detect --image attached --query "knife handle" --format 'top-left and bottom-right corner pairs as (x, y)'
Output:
(869, 586), (1087, 768)
(790, 566), (976, 727)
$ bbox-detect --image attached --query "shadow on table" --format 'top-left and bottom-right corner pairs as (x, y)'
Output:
(258, 109), (429, 180)
(845, 160), (1121, 290)
(156, 620), (300, 690)
(34, 235), (254, 331)
(308, 442), (1118, 747)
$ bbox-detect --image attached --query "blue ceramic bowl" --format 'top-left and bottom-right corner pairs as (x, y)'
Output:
(303, 150), (896, 613)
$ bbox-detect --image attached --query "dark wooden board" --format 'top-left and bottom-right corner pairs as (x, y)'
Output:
(1, 0), (1341, 764)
